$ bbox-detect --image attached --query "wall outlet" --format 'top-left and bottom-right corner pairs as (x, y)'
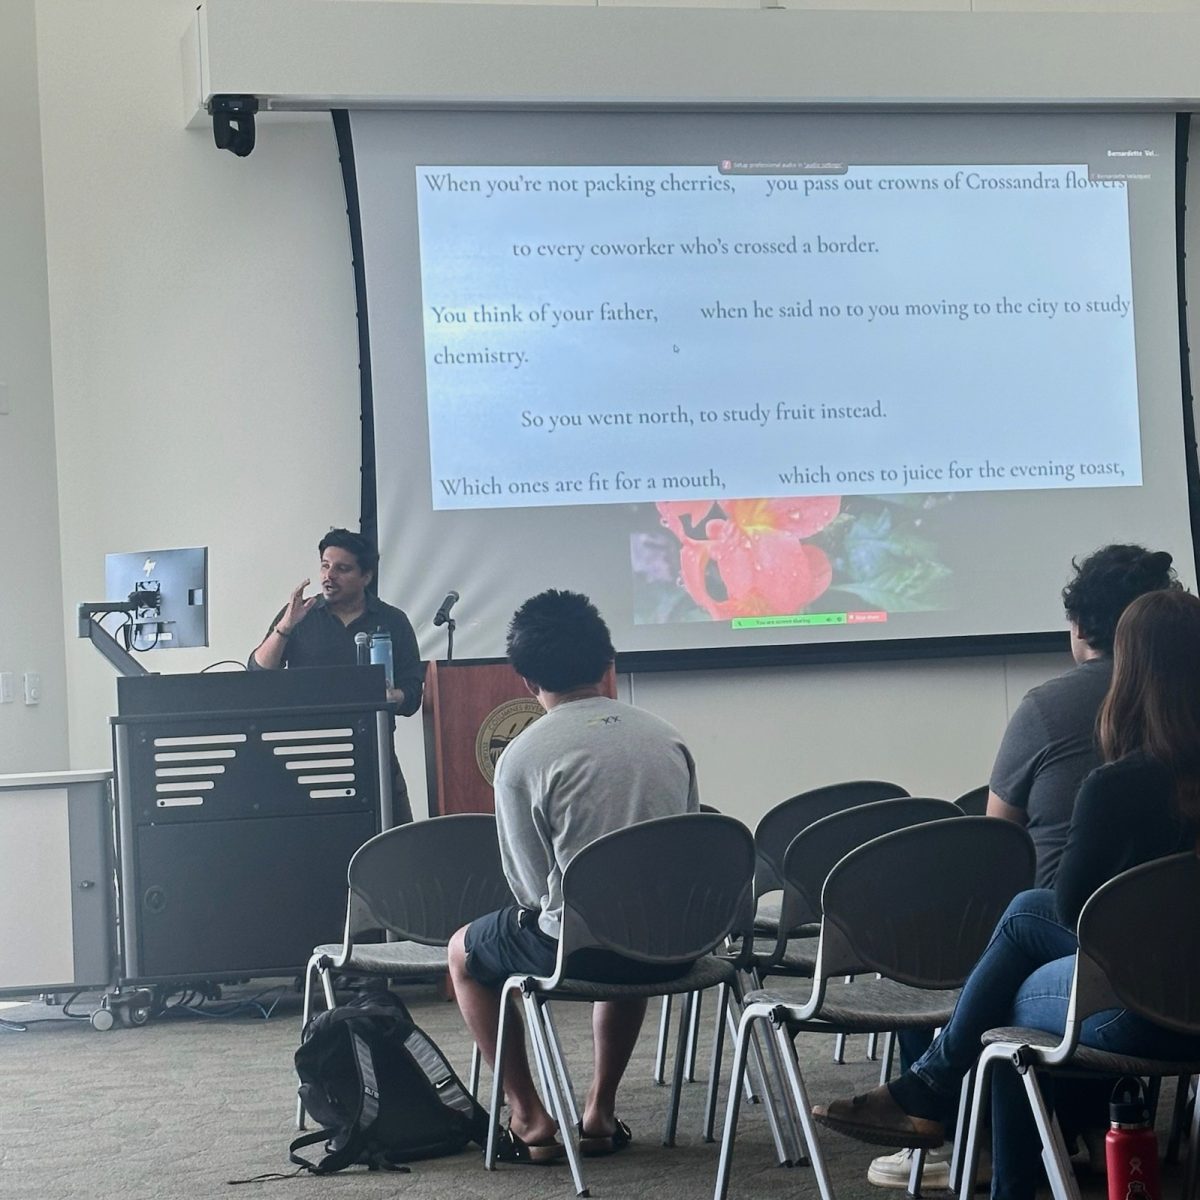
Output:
(23, 672), (40, 705)
(0, 673), (13, 703)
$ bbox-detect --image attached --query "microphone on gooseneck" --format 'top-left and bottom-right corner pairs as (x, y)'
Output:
(433, 590), (460, 627)
(354, 631), (371, 666)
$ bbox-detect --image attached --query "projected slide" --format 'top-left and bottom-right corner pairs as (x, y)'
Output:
(417, 163), (1139, 513)
(347, 110), (1195, 661)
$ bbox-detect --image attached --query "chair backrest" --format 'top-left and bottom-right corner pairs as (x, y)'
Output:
(558, 813), (755, 964)
(755, 780), (910, 895)
(954, 785), (990, 816)
(779, 797), (962, 933)
(345, 814), (513, 946)
(1076, 852), (1200, 1036)
(816, 817), (1035, 989)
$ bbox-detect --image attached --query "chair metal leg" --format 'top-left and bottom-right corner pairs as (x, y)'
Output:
(879, 1030), (897, 1085)
(654, 995), (672, 1085)
(727, 996), (759, 1104)
(1168, 1073), (1192, 1165)
(525, 993), (589, 1197)
(1147, 1075), (1162, 1121)
(319, 966), (336, 1010)
(758, 1007), (809, 1166)
(948, 1066), (975, 1193)
(685, 988), (704, 1083)
(960, 1046), (1008, 1200)
(771, 1017), (837, 1200)
(541, 1004), (580, 1129)
(704, 981), (730, 1143)
(296, 957), (319, 1131)
(832, 976), (853, 1063)
(664, 991), (694, 1147)
(469, 1042), (482, 1100)
(485, 983), (516, 1170)
(1019, 1065), (1080, 1200)
(749, 1013), (802, 1166)
(1184, 1074), (1200, 1200)
(906, 1146), (928, 1198)
(714, 1005), (761, 1200)
(867, 1031), (880, 1061)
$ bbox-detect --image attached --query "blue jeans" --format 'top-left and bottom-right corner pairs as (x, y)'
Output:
(901, 889), (1200, 1200)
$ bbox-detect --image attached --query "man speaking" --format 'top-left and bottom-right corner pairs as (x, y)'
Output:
(248, 527), (423, 823)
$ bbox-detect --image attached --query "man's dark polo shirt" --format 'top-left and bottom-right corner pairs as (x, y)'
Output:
(247, 595), (424, 715)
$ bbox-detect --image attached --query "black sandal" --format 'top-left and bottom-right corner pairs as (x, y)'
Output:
(578, 1118), (632, 1157)
(494, 1124), (565, 1165)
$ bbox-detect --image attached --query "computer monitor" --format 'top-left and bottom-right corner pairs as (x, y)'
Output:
(104, 547), (208, 650)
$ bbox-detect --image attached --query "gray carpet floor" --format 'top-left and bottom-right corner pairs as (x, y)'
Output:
(0, 982), (1175, 1200)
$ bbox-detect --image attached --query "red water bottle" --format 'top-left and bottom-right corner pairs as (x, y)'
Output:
(1106, 1077), (1161, 1200)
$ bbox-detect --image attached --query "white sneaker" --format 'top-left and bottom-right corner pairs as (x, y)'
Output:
(867, 1147), (952, 1190)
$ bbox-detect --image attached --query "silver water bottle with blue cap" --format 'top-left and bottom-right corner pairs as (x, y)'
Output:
(368, 630), (394, 690)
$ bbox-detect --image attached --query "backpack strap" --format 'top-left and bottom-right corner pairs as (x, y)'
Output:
(287, 1130), (410, 1177)
(403, 1027), (487, 1137)
(287, 1030), (392, 1176)
(288, 1130), (358, 1175)
(403, 1027), (486, 1132)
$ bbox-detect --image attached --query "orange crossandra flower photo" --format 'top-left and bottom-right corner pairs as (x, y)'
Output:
(633, 491), (955, 626)
(656, 497), (841, 619)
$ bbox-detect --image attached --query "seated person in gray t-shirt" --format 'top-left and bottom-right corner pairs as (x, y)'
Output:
(987, 544), (1180, 887)
(448, 589), (699, 1164)
(872, 545), (1180, 1189)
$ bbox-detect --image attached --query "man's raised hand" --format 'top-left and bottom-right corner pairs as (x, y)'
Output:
(277, 579), (317, 635)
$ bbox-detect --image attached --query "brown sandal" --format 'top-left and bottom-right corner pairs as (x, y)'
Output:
(812, 1086), (945, 1150)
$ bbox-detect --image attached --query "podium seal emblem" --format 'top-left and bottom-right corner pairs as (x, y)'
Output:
(475, 698), (543, 784)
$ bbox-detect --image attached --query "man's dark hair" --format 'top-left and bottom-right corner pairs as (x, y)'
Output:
(318, 528), (379, 577)
(1061, 543), (1179, 654)
(507, 589), (615, 693)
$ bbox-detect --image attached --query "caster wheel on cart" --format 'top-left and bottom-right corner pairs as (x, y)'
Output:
(118, 991), (153, 1027)
(90, 1008), (115, 1032)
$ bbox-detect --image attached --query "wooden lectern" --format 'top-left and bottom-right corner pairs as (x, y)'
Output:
(423, 661), (616, 815)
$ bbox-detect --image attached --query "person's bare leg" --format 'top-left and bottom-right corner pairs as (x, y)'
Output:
(582, 997), (648, 1136)
(448, 926), (556, 1143)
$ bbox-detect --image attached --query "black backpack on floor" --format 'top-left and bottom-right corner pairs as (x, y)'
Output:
(289, 989), (488, 1175)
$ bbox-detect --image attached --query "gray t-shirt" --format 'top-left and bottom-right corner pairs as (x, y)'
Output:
(493, 695), (700, 937)
(988, 656), (1112, 888)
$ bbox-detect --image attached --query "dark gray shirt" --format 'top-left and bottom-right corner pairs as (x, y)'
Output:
(988, 656), (1112, 888)
(247, 594), (424, 716)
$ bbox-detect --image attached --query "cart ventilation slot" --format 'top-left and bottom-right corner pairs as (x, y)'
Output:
(153, 734), (247, 747)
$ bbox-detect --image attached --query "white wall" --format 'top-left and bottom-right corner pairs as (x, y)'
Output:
(0, 0), (69, 774)
(29, 0), (1183, 827)
(38, 0), (362, 772)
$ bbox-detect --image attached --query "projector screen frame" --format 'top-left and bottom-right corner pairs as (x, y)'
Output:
(333, 107), (1200, 673)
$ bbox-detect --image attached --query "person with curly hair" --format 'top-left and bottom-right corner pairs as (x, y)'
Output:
(819, 588), (1200, 1200)
(987, 544), (1181, 886)
(868, 544), (1179, 1190)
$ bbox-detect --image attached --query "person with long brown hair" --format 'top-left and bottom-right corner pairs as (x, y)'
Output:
(813, 588), (1200, 1200)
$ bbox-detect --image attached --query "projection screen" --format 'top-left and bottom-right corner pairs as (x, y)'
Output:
(340, 109), (1197, 665)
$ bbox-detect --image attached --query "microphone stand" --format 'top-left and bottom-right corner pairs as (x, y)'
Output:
(445, 617), (456, 663)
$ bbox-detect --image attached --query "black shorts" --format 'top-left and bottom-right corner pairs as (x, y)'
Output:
(463, 904), (693, 989)
(463, 905), (559, 987)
